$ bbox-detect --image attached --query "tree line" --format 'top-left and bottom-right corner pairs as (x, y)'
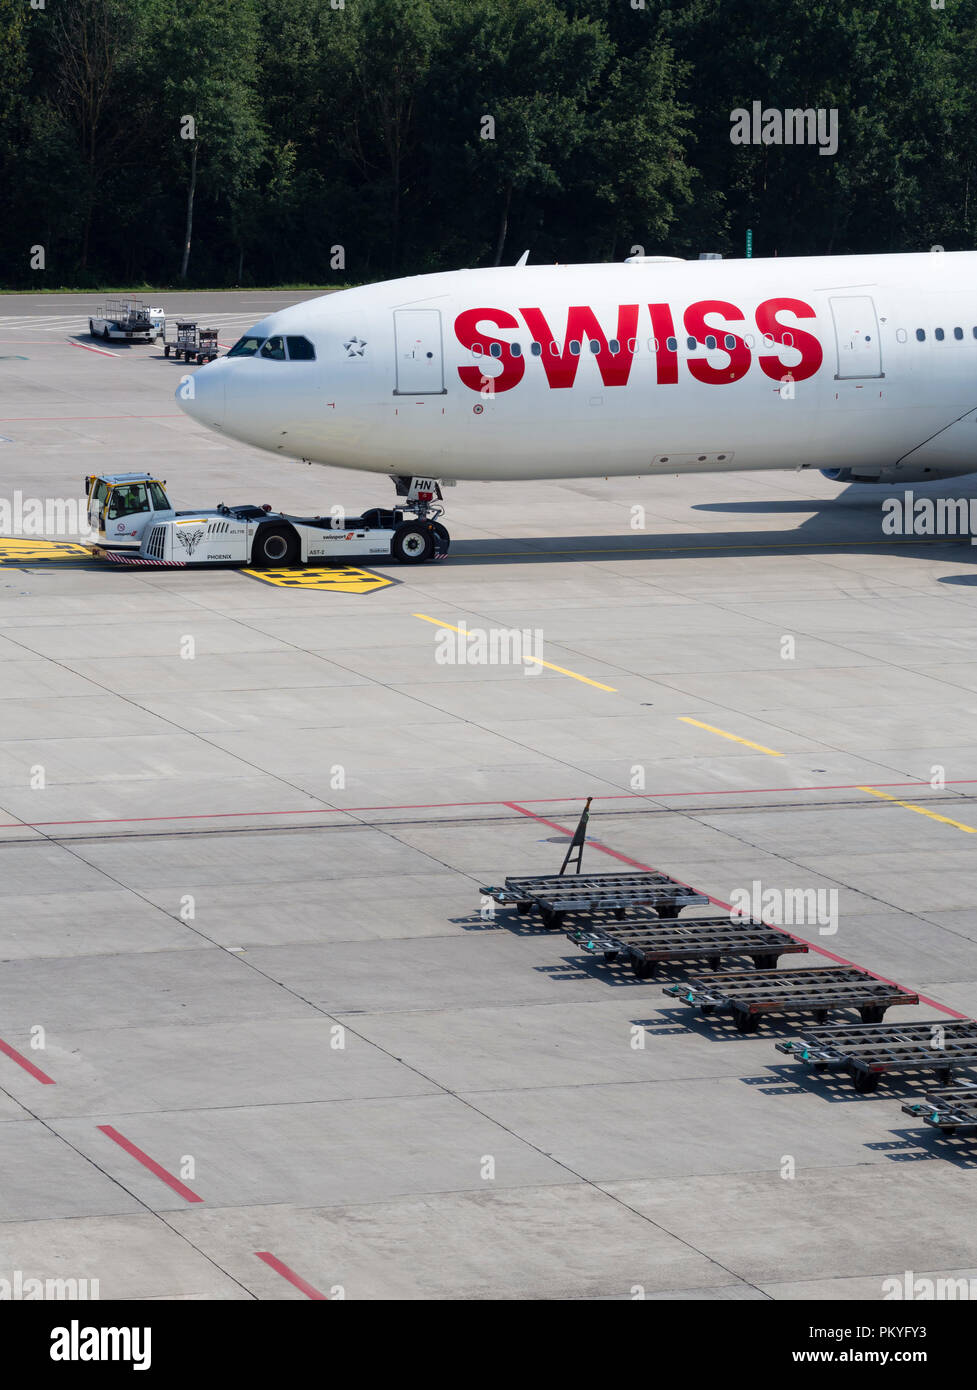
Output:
(0, 0), (974, 289)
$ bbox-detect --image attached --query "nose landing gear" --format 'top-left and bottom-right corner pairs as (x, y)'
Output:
(390, 476), (451, 562)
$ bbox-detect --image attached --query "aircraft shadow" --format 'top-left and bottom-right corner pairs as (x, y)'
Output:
(440, 482), (977, 566)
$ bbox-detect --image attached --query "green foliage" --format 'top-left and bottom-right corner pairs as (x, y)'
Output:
(1, 0), (975, 287)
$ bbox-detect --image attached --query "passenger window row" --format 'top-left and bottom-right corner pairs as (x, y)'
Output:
(471, 332), (792, 359)
(912, 327), (977, 342)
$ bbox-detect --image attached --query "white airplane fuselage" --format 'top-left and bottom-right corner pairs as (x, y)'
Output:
(178, 252), (977, 486)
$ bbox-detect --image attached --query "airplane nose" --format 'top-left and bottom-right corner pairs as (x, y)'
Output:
(176, 363), (225, 429)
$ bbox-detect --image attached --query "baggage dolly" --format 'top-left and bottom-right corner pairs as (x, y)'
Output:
(777, 1019), (977, 1093)
(902, 1085), (977, 1135)
(665, 966), (919, 1033)
(480, 872), (710, 929)
(481, 798), (709, 927)
(164, 320), (219, 363)
(569, 915), (810, 978)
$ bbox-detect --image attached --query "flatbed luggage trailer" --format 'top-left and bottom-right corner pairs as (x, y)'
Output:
(480, 871), (710, 930)
(89, 298), (153, 342)
(777, 1019), (977, 1092)
(902, 1084), (977, 1134)
(666, 966), (919, 1034)
(570, 915), (810, 978)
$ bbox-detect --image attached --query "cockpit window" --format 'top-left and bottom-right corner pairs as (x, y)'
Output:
(286, 336), (316, 360)
(260, 336), (286, 360)
(227, 336), (265, 357)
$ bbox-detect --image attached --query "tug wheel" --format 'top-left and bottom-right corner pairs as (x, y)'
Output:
(253, 524), (299, 568)
(392, 521), (434, 564)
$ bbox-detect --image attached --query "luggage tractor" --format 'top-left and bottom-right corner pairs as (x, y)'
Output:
(83, 472), (449, 567)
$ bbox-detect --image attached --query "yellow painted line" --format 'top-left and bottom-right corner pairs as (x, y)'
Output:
(413, 613), (617, 691)
(857, 785), (977, 834)
(679, 716), (784, 757)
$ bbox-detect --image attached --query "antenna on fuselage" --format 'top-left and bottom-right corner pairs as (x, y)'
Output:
(515, 249), (530, 267)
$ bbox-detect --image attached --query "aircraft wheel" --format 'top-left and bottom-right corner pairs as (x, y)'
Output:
(392, 520), (434, 564)
(253, 524), (299, 568)
(431, 522), (450, 558)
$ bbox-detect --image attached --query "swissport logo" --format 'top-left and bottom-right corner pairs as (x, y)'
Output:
(454, 299), (821, 393)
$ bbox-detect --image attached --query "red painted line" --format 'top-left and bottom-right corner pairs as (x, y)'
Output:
(69, 340), (118, 358)
(255, 1251), (328, 1299)
(0, 1037), (55, 1084)
(504, 802), (968, 1020)
(97, 1125), (203, 1202)
(4, 781), (977, 832)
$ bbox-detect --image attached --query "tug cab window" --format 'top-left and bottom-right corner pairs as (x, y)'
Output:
(260, 336), (286, 360)
(108, 483), (149, 519)
(286, 336), (316, 360)
(227, 336), (265, 357)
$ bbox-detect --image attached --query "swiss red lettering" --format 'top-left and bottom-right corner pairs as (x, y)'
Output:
(754, 297), (822, 382)
(683, 300), (751, 385)
(648, 303), (679, 385)
(517, 304), (639, 388)
(453, 298), (824, 392)
(454, 307), (525, 393)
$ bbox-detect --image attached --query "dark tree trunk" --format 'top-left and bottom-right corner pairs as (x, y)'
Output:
(180, 142), (197, 281)
(493, 182), (513, 266)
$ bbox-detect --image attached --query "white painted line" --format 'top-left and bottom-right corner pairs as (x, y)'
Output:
(68, 339), (119, 358)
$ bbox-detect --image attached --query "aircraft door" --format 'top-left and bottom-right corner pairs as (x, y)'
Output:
(393, 309), (446, 394)
(830, 295), (883, 379)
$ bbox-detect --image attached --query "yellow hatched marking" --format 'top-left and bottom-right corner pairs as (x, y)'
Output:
(243, 565), (394, 593)
(0, 537), (93, 563)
